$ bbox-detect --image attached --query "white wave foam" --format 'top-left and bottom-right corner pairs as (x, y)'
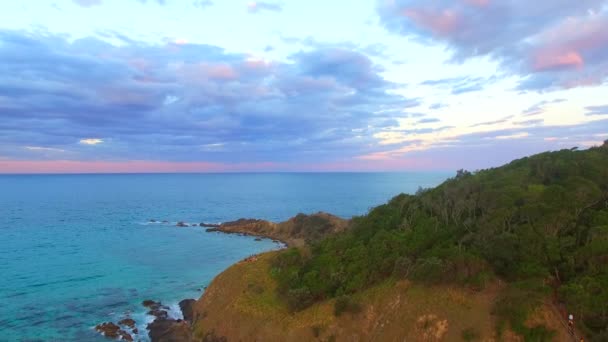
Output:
(166, 302), (184, 320)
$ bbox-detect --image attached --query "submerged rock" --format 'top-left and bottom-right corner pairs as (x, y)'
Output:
(179, 299), (196, 323)
(176, 222), (188, 227)
(142, 300), (158, 308)
(200, 222), (221, 228)
(148, 308), (169, 320)
(95, 322), (121, 338)
(95, 322), (133, 341)
(118, 318), (136, 329)
(143, 300), (169, 320)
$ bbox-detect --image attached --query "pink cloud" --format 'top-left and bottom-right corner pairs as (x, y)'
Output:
(0, 160), (280, 174)
(532, 50), (584, 71)
(206, 64), (239, 80)
(0, 158), (446, 173)
(528, 13), (608, 72)
(178, 63), (240, 83)
(402, 8), (461, 36)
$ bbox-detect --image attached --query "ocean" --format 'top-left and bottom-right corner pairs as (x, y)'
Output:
(0, 172), (449, 341)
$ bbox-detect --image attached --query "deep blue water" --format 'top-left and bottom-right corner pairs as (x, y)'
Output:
(0, 172), (449, 341)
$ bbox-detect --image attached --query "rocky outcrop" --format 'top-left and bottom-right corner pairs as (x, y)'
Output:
(142, 299), (198, 342)
(208, 212), (349, 247)
(95, 322), (133, 341)
(143, 300), (170, 320)
(179, 299), (196, 324)
(176, 222), (189, 227)
(200, 222), (221, 228)
(118, 318), (136, 329)
(148, 319), (192, 342)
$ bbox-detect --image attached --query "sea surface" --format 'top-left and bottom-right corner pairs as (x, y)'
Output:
(0, 172), (449, 341)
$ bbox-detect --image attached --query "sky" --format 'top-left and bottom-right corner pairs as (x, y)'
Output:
(0, 0), (607, 173)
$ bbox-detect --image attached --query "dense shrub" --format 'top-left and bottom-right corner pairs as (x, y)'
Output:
(461, 327), (480, 341)
(271, 142), (608, 339)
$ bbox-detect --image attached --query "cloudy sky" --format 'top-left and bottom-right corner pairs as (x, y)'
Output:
(0, 0), (607, 173)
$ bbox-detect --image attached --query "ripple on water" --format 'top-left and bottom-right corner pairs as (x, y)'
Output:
(0, 172), (449, 341)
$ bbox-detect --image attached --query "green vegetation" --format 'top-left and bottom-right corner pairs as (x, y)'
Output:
(461, 327), (480, 341)
(272, 141), (608, 339)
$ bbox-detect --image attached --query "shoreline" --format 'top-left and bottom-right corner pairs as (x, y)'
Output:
(96, 213), (347, 341)
(95, 219), (286, 342)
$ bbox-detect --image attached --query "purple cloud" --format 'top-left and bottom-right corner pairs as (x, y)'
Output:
(586, 105), (608, 116)
(72, 0), (102, 7)
(378, 0), (608, 91)
(0, 30), (414, 164)
(421, 76), (494, 94)
(247, 1), (282, 13)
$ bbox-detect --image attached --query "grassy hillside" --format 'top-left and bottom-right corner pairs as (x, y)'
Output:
(271, 142), (608, 340)
(193, 251), (574, 341)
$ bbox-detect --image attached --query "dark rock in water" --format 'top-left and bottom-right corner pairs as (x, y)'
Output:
(95, 322), (121, 338)
(200, 222), (221, 228)
(179, 299), (196, 323)
(162, 220), (169, 223)
(176, 221), (188, 227)
(149, 219), (157, 223)
(120, 331), (133, 341)
(197, 288), (202, 292)
(95, 322), (133, 341)
(191, 224), (198, 227)
(254, 238), (262, 241)
(148, 309), (169, 320)
(118, 318), (136, 329)
(142, 300), (159, 308)
(205, 228), (219, 232)
(148, 319), (192, 342)
(133, 328), (139, 334)
(142, 300), (170, 319)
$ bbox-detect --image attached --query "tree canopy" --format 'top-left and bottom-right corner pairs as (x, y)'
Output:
(271, 142), (608, 340)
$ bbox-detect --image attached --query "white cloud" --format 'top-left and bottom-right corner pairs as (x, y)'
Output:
(79, 138), (104, 145)
(493, 132), (530, 140)
(25, 146), (66, 152)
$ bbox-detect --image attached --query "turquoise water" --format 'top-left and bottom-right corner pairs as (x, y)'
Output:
(0, 173), (449, 341)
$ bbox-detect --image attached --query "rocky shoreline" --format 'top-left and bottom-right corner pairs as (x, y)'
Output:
(95, 298), (196, 342)
(95, 213), (348, 341)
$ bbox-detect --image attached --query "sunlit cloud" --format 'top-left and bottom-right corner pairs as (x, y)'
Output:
(79, 139), (104, 145)
(25, 146), (66, 153)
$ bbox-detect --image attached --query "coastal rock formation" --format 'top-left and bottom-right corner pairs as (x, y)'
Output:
(200, 222), (220, 228)
(143, 300), (170, 320)
(176, 222), (188, 227)
(148, 319), (192, 342)
(118, 318), (136, 329)
(141, 299), (198, 342)
(95, 322), (133, 341)
(208, 212), (349, 246)
(179, 299), (196, 323)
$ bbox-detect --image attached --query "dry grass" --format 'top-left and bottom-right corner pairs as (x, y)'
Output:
(192, 252), (568, 342)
